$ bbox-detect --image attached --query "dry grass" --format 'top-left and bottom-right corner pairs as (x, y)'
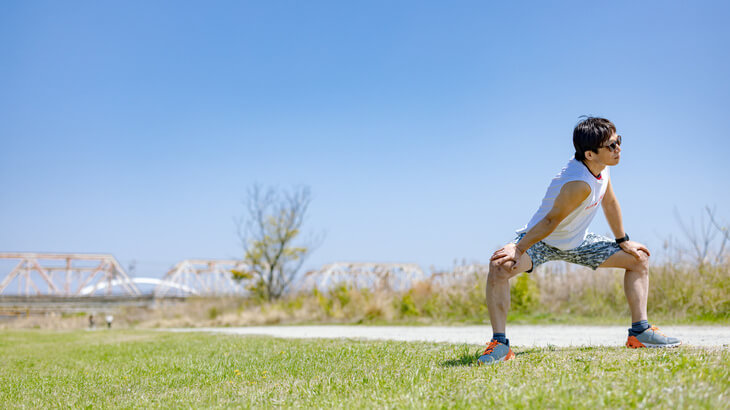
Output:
(2, 255), (728, 329)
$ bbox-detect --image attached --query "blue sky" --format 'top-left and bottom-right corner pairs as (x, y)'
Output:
(2, 1), (729, 278)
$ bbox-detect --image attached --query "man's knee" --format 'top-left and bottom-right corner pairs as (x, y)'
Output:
(633, 248), (650, 274)
(488, 261), (512, 283)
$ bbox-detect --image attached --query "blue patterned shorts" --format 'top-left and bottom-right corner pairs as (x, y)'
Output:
(512, 232), (622, 272)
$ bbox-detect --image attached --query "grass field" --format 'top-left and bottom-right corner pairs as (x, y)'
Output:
(1, 330), (728, 408)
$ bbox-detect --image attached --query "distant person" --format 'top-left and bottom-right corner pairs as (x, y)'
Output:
(88, 314), (95, 329)
(105, 314), (113, 329)
(479, 117), (681, 365)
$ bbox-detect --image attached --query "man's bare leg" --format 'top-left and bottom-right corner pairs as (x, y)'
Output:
(479, 251), (534, 365)
(486, 252), (534, 333)
(598, 249), (650, 322)
(598, 247), (681, 347)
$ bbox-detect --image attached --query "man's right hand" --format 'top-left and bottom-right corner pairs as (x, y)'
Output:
(491, 243), (523, 270)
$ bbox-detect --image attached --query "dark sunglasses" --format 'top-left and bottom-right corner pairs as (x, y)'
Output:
(602, 135), (622, 152)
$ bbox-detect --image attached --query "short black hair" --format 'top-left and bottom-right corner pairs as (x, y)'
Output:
(573, 116), (616, 161)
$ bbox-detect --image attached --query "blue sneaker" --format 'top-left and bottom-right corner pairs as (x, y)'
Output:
(477, 339), (515, 365)
(626, 326), (681, 348)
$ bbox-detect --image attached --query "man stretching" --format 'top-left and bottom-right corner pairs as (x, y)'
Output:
(478, 117), (681, 365)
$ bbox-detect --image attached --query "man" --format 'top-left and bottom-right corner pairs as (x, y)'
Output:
(478, 117), (681, 365)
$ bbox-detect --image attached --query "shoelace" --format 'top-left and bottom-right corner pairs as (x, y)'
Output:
(649, 325), (667, 336)
(482, 339), (500, 356)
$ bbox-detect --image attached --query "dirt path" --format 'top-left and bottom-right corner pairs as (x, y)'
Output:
(169, 325), (730, 348)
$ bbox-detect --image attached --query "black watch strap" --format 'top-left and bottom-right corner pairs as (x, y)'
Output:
(616, 234), (630, 244)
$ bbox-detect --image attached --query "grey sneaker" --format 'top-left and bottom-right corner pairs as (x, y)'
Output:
(626, 326), (682, 348)
(477, 339), (515, 365)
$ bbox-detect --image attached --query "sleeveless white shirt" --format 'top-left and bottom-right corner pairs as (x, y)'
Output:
(516, 158), (609, 250)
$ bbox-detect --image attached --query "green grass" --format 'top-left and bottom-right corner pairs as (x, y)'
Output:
(1, 330), (728, 408)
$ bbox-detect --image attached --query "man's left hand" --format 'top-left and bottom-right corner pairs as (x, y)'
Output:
(619, 240), (650, 260)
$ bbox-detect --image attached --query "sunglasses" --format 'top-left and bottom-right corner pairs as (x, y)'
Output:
(602, 135), (622, 152)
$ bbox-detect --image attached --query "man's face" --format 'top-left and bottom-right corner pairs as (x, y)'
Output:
(596, 132), (621, 166)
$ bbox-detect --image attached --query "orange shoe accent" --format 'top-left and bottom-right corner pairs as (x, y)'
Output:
(505, 349), (515, 361)
(626, 335), (646, 348)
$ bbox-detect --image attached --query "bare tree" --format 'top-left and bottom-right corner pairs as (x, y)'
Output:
(706, 206), (729, 264)
(674, 206), (729, 266)
(233, 185), (321, 301)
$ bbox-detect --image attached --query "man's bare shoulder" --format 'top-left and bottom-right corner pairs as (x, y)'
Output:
(546, 181), (591, 220)
(560, 180), (591, 198)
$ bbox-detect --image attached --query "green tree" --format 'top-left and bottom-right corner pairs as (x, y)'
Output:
(233, 185), (320, 301)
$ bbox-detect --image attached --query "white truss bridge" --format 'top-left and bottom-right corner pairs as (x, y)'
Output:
(0, 253), (252, 298)
(301, 262), (427, 292)
(1, 253), (490, 299)
(154, 259), (250, 297)
(0, 253), (141, 297)
(300, 262), (489, 292)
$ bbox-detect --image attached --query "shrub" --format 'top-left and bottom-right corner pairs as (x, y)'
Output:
(396, 291), (420, 317)
(510, 273), (540, 313)
(208, 306), (222, 320)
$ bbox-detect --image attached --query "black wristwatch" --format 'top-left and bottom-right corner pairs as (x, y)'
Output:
(616, 234), (630, 244)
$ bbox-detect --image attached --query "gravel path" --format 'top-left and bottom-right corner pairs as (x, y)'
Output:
(169, 325), (730, 348)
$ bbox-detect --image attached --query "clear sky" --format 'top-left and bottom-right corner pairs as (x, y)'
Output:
(2, 1), (729, 279)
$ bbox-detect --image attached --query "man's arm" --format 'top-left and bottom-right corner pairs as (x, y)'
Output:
(491, 181), (590, 269)
(601, 179), (625, 238)
(601, 179), (650, 260)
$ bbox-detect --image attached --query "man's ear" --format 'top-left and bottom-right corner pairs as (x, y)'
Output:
(584, 150), (596, 160)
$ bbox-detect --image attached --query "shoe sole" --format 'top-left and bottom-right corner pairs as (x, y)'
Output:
(639, 341), (682, 348)
(626, 341), (682, 348)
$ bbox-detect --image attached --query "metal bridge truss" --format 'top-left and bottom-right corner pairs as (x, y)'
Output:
(301, 262), (428, 292)
(1, 251), (490, 299)
(154, 259), (250, 297)
(0, 253), (141, 297)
